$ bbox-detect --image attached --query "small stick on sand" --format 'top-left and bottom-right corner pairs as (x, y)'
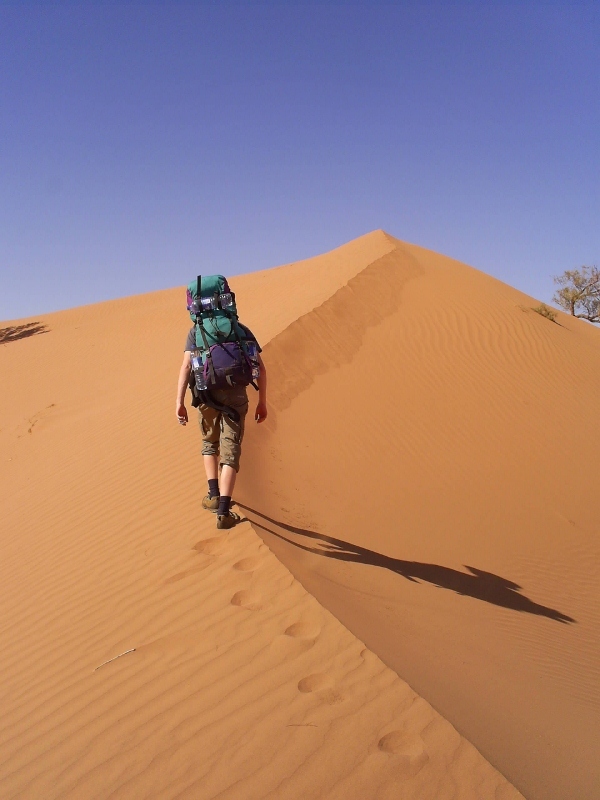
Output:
(94, 648), (136, 671)
(286, 723), (318, 727)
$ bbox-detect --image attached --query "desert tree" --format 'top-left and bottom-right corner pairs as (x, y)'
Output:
(553, 266), (599, 324)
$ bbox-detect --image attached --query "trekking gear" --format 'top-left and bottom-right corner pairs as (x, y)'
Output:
(202, 494), (220, 512)
(207, 479), (220, 499)
(245, 341), (260, 382)
(186, 275), (237, 319)
(191, 342), (252, 392)
(189, 384), (242, 424)
(187, 274), (260, 393)
(216, 510), (241, 530)
(217, 495), (232, 516)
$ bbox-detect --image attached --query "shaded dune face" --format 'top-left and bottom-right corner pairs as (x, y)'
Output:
(261, 245), (424, 415)
(236, 235), (600, 800)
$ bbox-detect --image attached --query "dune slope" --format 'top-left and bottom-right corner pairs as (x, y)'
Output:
(235, 234), (600, 800)
(0, 231), (523, 798)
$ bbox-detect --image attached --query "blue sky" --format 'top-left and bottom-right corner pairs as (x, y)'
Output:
(1, 1), (598, 321)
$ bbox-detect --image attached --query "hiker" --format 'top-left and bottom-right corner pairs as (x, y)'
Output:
(175, 275), (267, 530)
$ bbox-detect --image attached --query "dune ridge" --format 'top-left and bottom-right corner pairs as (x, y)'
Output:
(235, 233), (600, 799)
(0, 231), (525, 798)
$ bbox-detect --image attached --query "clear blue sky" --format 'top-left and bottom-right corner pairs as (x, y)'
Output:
(1, 1), (598, 321)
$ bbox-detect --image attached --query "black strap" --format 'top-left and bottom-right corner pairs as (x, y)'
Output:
(198, 390), (240, 423)
(232, 322), (259, 391)
(188, 372), (201, 408)
(188, 376), (239, 421)
(230, 316), (251, 365)
(196, 319), (216, 386)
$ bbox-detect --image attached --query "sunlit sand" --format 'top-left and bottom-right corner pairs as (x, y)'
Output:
(2, 231), (598, 798)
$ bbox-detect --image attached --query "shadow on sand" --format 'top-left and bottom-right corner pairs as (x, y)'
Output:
(239, 505), (575, 624)
(0, 322), (48, 344)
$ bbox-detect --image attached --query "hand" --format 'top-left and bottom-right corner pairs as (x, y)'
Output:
(176, 404), (188, 425)
(255, 401), (267, 423)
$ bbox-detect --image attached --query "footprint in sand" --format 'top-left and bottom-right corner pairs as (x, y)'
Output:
(377, 730), (429, 775)
(230, 589), (264, 610)
(284, 621), (321, 641)
(232, 556), (262, 572)
(298, 673), (344, 705)
(193, 536), (228, 555)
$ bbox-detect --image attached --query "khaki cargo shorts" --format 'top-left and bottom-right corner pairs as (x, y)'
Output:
(198, 385), (249, 472)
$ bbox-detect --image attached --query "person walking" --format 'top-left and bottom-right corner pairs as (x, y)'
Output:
(175, 281), (267, 529)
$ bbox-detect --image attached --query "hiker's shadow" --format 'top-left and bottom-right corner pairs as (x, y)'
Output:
(239, 505), (575, 624)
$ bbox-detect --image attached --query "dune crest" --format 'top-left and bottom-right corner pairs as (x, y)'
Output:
(236, 234), (600, 799)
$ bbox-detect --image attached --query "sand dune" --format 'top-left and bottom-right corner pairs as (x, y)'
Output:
(235, 233), (600, 800)
(1, 230), (595, 798)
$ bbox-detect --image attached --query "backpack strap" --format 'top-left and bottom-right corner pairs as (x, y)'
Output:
(196, 318), (217, 386)
(230, 321), (259, 391)
(198, 390), (240, 423)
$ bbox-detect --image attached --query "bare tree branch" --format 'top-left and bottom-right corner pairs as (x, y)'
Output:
(553, 266), (599, 323)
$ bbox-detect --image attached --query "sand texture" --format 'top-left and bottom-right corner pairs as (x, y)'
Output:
(235, 233), (600, 799)
(1, 230), (596, 798)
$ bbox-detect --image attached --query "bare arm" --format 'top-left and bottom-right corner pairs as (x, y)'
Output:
(176, 351), (192, 424)
(255, 354), (267, 423)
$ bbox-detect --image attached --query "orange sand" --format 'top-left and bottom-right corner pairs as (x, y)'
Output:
(1, 230), (597, 798)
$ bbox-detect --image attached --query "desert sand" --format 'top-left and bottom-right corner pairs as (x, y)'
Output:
(1, 230), (597, 799)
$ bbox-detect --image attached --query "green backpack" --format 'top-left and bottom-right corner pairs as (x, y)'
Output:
(186, 275), (258, 392)
(186, 274), (244, 348)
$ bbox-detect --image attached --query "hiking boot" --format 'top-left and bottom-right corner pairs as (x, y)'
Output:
(216, 511), (241, 530)
(202, 494), (220, 512)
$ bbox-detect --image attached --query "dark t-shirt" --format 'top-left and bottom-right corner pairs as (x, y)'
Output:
(184, 323), (261, 352)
